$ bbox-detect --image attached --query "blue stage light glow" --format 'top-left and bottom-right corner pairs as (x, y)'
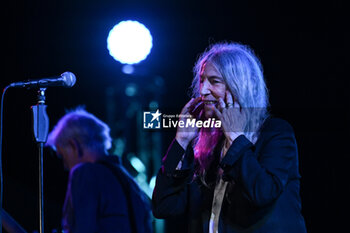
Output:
(122, 64), (135, 74)
(107, 20), (153, 64)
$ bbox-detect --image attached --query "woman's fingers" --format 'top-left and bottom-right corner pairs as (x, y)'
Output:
(225, 90), (234, 106)
(217, 98), (226, 111)
(213, 106), (223, 120)
(181, 97), (201, 115)
(181, 98), (194, 114)
(208, 104), (222, 121)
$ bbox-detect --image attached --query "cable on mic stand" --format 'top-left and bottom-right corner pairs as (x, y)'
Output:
(31, 88), (49, 233)
(0, 85), (10, 233)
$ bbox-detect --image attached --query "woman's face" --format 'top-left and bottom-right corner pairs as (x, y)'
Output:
(199, 62), (227, 118)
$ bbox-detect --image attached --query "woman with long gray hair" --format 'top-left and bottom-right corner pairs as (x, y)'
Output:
(152, 42), (307, 233)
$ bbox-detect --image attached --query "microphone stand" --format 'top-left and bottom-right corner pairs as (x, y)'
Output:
(31, 88), (49, 233)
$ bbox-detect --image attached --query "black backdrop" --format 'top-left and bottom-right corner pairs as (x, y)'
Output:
(2, 0), (348, 232)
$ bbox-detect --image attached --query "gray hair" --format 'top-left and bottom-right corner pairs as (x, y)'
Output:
(46, 108), (112, 153)
(191, 42), (270, 143)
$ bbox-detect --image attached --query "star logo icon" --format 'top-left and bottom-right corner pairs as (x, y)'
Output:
(150, 109), (161, 122)
(143, 109), (162, 129)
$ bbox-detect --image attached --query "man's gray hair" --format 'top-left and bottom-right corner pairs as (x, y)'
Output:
(46, 108), (112, 153)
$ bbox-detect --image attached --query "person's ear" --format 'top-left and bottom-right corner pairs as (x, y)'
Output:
(68, 139), (84, 158)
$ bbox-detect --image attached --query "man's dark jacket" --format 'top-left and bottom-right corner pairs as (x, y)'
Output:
(62, 156), (152, 233)
(152, 118), (307, 233)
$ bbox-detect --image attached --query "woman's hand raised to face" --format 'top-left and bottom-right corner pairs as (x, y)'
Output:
(211, 91), (245, 146)
(175, 97), (202, 150)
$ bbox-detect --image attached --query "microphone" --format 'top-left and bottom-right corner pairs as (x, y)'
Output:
(9, 72), (76, 88)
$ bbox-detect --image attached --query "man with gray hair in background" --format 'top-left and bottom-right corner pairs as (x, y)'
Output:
(46, 108), (152, 233)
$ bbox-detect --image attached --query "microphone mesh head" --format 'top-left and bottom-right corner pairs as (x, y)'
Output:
(61, 72), (76, 87)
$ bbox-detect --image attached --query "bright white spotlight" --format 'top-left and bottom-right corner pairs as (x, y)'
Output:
(107, 20), (153, 64)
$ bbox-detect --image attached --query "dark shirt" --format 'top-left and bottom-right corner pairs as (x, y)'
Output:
(62, 156), (131, 233)
(152, 118), (307, 233)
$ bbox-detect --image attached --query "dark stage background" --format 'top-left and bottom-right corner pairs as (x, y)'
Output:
(2, 0), (348, 232)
